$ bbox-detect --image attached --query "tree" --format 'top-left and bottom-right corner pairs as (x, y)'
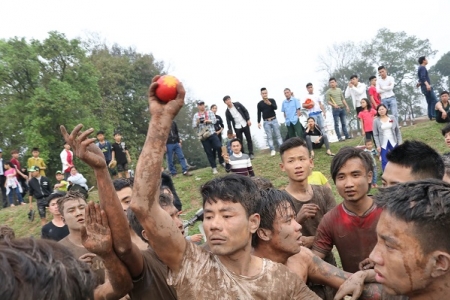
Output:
(430, 51), (450, 91)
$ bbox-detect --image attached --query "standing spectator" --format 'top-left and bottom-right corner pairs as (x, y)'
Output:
(223, 138), (255, 177)
(60, 142), (73, 180)
(302, 83), (326, 130)
(10, 149), (27, 181)
(4, 162), (24, 206)
(373, 104), (402, 171)
(41, 192), (69, 241)
(0, 149), (7, 208)
(210, 104), (225, 163)
(418, 56), (439, 120)
(364, 139), (379, 188)
(27, 148), (47, 176)
(223, 95), (254, 159)
(257, 87), (283, 156)
(367, 76), (381, 108)
(193, 100), (224, 175)
(304, 117), (334, 158)
(376, 66), (398, 123)
(166, 121), (192, 177)
(28, 166), (52, 226)
(281, 88), (303, 139)
(325, 78), (351, 141)
(435, 91), (450, 123)
(96, 130), (113, 166)
(111, 132), (131, 178)
(345, 75), (367, 115)
(357, 98), (377, 140)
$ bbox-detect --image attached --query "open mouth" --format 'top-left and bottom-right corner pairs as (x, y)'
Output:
(77, 218), (85, 223)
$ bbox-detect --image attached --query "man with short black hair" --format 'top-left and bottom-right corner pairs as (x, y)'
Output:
(368, 76), (381, 108)
(282, 88), (304, 139)
(325, 78), (351, 141)
(303, 83), (326, 131)
(41, 191), (69, 241)
(111, 132), (131, 178)
(377, 66), (398, 122)
(435, 90), (450, 123)
(257, 87), (283, 156)
(166, 121), (192, 177)
(370, 180), (450, 299)
(345, 75), (367, 115)
(96, 130), (113, 167)
(418, 56), (439, 120)
(224, 95), (254, 159)
(382, 140), (444, 187)
(28, 166), (52, 225)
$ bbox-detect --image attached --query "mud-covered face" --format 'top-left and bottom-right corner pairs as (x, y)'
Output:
(280, 146), (313, 183)
(267, 204), (302, 256)
(116, 187), (132, 212)
(62, 199), (87, 231)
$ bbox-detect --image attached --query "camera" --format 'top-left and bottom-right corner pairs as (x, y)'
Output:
(199, 117), (205, 124)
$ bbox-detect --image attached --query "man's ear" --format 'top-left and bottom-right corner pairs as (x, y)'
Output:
(142, 230), (149, 243)
(431, 251), (450, 278)
(248, 213), (260, 234)
(257, 228), (272, 242)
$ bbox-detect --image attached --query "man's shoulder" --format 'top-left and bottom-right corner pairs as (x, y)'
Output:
(58, 236), (71, 246)
(322, 203), (343, 220)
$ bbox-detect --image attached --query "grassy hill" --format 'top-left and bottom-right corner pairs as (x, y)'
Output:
(1, 120), (447, 238)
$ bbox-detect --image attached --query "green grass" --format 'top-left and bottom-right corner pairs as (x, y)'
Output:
(2, 120), (447, 239)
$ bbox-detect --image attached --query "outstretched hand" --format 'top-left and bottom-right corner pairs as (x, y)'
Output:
(81, 201), (113, 257)
(148, 75), (185, 119)
(60, 124), (107, 169)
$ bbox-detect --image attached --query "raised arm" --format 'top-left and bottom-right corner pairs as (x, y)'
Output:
(60, 124), (143, 277)
(130, 75), (187, 272)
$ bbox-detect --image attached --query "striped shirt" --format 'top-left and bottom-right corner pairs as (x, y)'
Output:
(192, 110), (216, 133)
(225, 152), (255, 177)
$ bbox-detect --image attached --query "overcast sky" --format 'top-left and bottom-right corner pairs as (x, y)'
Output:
(2, 0), (449, 146)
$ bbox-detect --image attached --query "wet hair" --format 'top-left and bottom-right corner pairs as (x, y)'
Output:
(0, 225), (15, 241)
(369, 75), (376, 82)
(375, 179), (450, 254)
(441, 90), (450, 97)
(442, 123), (450, 136)
(361, 98), (372, 111)
(127, 208), (146, 243)
(260, 87), (267, 92)
(222, 95), (231, 102)
(386, 140), (444, 180)
(113, 177), (134, 191)
(442, 153), (450, 179)
(349, 74), (358, 80)
(279, 137), (310, 159)
(378, 66), (386, 71)
(159, 193), (174, 208)
(329, 77), (336, 82)
(306, 83), (313, 88)
(252, 189), (297, 247)
(0, 238), (95, 299)
(376, 104), (389, 117)
(57, 191), (87, 216)
(250, 177), (274, 191)
(230, 138), (242, 148)
(418, 56), (426, 64)
(47, 192), (66, 205)
(10, 149), (18, 155)
(160, 185), (172, 195)
(330, 147), (373, 184)
(200, 174), (261, 217)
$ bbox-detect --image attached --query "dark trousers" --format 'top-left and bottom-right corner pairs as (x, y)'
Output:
(421, 86), (438, 119)
(201, 133), (223, 168)
(0, 176), (7, 208)
(235, 125), (253, 155)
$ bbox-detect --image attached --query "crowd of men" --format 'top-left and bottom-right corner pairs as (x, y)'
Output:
(1, 74), (450, 300)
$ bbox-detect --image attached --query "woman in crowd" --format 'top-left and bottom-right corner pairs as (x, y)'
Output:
(357, 98), (377, 140)
(304, 117), (334, 158)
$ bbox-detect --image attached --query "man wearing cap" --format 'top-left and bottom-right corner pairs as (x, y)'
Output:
(192, 100), (224, 175)
(28, 166), (52, 225)
(0, 148), (7, 208)
(60, 142), (74, 180)
(54, 171), (69, 192)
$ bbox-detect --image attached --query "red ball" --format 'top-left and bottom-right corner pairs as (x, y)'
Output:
(156, 75), (179, 102)
(304, 98), (314, 109)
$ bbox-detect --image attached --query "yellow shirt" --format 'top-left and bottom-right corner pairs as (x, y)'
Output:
(27, 157), (46, 176)
(308, 171), (328, 186)
(56, 180), (69, 192)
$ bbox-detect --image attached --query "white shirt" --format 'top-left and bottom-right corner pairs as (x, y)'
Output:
(344, 82), (367, 109)
(302, 93), (322, 114)
(0, 158), (3, 175)
(229, 105), (247, 129)
(376, 76), (395, 99)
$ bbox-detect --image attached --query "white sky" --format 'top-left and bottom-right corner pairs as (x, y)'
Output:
(1, 0), (449, 146)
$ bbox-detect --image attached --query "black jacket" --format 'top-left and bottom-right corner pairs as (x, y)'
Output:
(225, 102), (250, 131)
(167, 121), (180, 144)
(28, 176), (52, 199)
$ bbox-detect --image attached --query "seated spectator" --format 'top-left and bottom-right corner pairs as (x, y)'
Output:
(224, 138), (255, 177)
(304, 117), (334, 158)
(435, 91), (450, 123)
(54, 171), (69, 192)
(41, 192), (69, 242)
(67, 166), (88, 198)
(307, 170), (332, 190)
(3, 162), (24, 206)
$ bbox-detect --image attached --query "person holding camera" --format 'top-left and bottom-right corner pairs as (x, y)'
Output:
(28, 166), (52, 226)
(192, 100), (224, 174)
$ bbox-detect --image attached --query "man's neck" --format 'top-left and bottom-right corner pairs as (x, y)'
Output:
(67, 231), (83, 247)
(381, 75), (387, 80)
(51, 215), (65, 227)
(410, 277), (450, 300)
(216, 243), (262, 276)
(343, 195), (373, 216)
(253, 244), (289, 265)
(286, 180), (310, 195)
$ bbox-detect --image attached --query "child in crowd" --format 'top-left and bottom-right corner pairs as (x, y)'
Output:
(223, 138), (255, 177)
(111, 132), (131, 178)
(364, 139), (379, 188)
(4, 162), (24, 207)
(224, 129), (235, 156)
(357, 98), (377, 141)
(54, 171), (69, 192)
(27, 148), (47, 176)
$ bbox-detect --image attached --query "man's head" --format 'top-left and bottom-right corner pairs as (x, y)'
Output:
(442, 153), (450, 183)
(96, 130), (105, 142)
(27, 166), (40, 178)
(261, 87), (268, 99)
(196, 100), (205, 112)
(230, 138), (242, 154)
(222, 95), (232, 108)
(252, 189), (302, 256)
(10, 149), (19, 159)
(57, 191), (87, 231)
(250, 176), (274, 191)
(113, 132), (122, 142)
(0, 225), (15, 241)
(330, 147), (373, 201)
(369, 75), (377, 86)
(440, 90), (449, 103)
(442, 123), (450, 148)
(279, 137), (313, 183)
(55, 171), (64, 181)
(227, 129), (233, 139)
(370, 180), (450, 297)
(378, 66), (387, 79)
(284, 88), (292, 99)
(418, 56), (427, 65)
(350, 74), (359, 85)
(127, 192), (184, 243)
(200, 175), (261, 255)
(328, 77), (337, 88)
(306, 83), (313, 94)
(382, 140), (444, 187)
(31, 148), (39, 158)
(47, 192), (66, 217)
(113, 178), (134, 211)
(0, 238), (95, 299)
